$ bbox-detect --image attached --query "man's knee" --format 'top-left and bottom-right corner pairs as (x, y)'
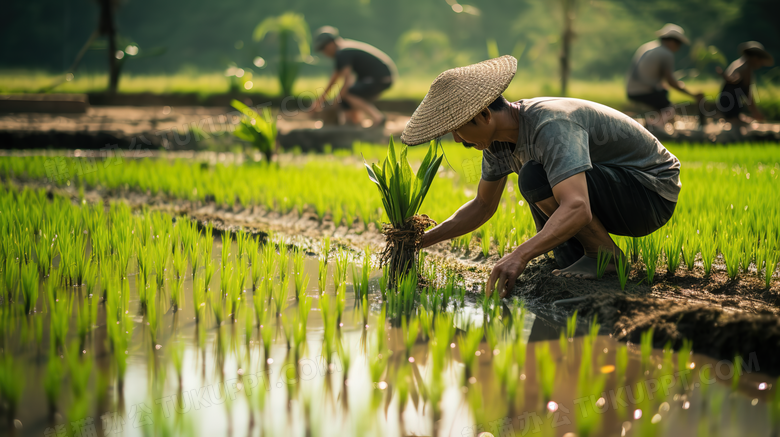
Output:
(518, 161), (553, 204)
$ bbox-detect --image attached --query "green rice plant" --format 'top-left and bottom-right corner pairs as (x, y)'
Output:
(700, 231), (717, 276)
(764, 249), (778, 289)
(682, 234), (700, 271)
(731, 355), (743, 391)
(221, 231), (232, 279)
(335, 281), (346, 325)
(249, 238), (263, 291)
(364, 138), (443, 282)
(146, 282), (160, 345)
(596, 246), (612, 279)
(76, 292), (99, 346)
(640, 235), (662, 284)
(334, 247), (349, 288)
(261, 241), (276, 281)
(664, 231), (684, 275)
(640, 328), (654, 371)
(35, 229), (54, 276)
(66, 342), (93, 421)
(189, 237), (202, 281)
(480, 224), (491, 258)
(351, 247), (371, 302)
(169, 340), (185, 387)
(535, 342), (556, 403)
(172, 242), (187, 280)
(153, 233), (172, 286)
(321, 236), (331, 263)
(203, 256), (215, 294)
(231, 99), (278, 164)
(4, 256), (20, 302)
(47, 272), (72, 351)
(20, 261), (38, 314)
(677, 338), (693, 376)
(171, 275), (185, 310)
(575, 334), (606, 437)
(71, 233), (89, 286)
(317, 253), (328, 293)
(273, 275), (291, 316)
(630, 237), (641, 263)
(616, 255), (631, 290)
(0, 355), (25, 423)
(43, 352), (63, 417)
(235, 229), (250, 261)
(567, 310), (578, 339)
(277, 245), (290, 284)
(253, 278), (269, 328)
(457, 326), (483, 379)
(615, 343), (628, 383)
(291, 247), (306, 297)
(210, 283), (225, 326)
(378, 264), (389, 301)
(721, 234), (742, 280)
(402, 316), (420, 358)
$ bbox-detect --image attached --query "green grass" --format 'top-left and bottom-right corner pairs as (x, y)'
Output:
(6, 70), (780, 116)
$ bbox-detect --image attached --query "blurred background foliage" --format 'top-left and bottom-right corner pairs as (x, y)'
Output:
(1, 0), (778, 84)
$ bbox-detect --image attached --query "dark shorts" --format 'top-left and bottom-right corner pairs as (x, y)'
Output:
(518, 160), (677, 268)
(627, 89), (672, 112)
(340, 78), (392, 109)
(717, 83), (748, 119)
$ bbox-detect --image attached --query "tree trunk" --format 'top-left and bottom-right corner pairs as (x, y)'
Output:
(560, 0), (576, 97)
(99, 0), (119, 94)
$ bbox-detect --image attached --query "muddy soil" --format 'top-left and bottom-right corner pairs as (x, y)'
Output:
(17, 180), (780, 375)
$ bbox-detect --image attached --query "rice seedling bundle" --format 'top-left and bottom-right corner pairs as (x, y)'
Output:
(365, 138), (443, 285)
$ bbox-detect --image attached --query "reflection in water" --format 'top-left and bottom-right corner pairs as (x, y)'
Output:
(6, 234), (778, 437)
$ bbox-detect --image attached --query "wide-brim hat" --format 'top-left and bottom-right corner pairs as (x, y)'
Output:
(401, 55), (517, 146)
(739, 41), (774, 66)
(656, 23), (690, 45)
(313, 26), (339, 51)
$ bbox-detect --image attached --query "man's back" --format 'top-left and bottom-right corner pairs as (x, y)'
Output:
(626, 41), (675, 95)
(336, 40), (397, 80)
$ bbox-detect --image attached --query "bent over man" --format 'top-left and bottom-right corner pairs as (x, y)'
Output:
(401, 56), (681, 297)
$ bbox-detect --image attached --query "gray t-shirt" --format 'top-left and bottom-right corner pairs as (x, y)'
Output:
(481, 98), (681, 202)
(626, 41), (675, 95)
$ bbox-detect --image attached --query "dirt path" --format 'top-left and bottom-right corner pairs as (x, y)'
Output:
(20, 180), (780, 375)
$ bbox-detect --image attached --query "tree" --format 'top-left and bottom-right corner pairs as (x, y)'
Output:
(559, 0), (578, 96)
(253, 13), (311, 98)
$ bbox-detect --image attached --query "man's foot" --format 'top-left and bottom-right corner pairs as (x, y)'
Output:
(552, 255), (616, 280)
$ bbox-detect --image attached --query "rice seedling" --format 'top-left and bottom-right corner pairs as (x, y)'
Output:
(292, 247), (309, 299)
(364, 138), (443, 284)
(173, 241), (187, 280)
(402, 316), (420, 358)
(235, 228), (250, 261)
(615, 343), (628, 382)
(682, 234), (700, 271)
(334, 247), (349, 288)
(480, 224), (491, 258)
(277, 244), (290, 284)
(43, 352), (63, 417)
(677, 338), (693, 376)
(731, 355), (743, 391)
(317, 253), (328, 293)
(700, 233), (717, 276)
(35, 228), (54, 277)
(615, 247), (631, 290)
(640, 328), (654, 371)
(335, 281), (346, 326)
(66, 342), (93, 421)
(640, 235), (662, 284)
(146, 282), (160, 345)
(596, 246), (612, 279)
(457, 325), (483, 380)
(351, 247), (371, 302)
(0, 355), (25, 425)
(20, 261), (38, 314)
(764, 249), (779, 289)
(221, 231), (232, 280)
(47, 271), (72, 351)
(76, 292), (99, 347)
(169, 340), (185, 387)
(378, 264), (389, 301)
(171, 274), (185, 310)
(210, 283), (225, 326)
(721, 234), (742, 280)
(273, 274), (291, 316)
(535, 342), (556, 403)
(204, 255), (215, 294)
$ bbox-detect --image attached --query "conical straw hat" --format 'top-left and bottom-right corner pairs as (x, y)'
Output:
(401, 55), (517, 146)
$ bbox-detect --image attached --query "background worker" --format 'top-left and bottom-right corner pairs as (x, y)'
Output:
(311, 26), (397, 127)
(626, 24), (704, 135)
(716, 41), (775, 124)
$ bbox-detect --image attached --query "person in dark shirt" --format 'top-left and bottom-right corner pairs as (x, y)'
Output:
(716, 41), (774, 124)
(311, 26), (397, 127)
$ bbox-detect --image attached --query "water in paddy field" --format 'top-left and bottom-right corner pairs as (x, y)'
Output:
(6, 235), (777, 437)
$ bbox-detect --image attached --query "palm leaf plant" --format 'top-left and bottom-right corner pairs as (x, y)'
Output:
(252, 12), (311, 98)
(230, 99), (278, 164)
(364, 137), (443, 285)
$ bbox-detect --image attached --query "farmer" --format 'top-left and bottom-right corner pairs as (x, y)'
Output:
(311, 26), (397, 127)
(626, 24), (704, 134)
(716, 41), (774, 124)
(402, 55), (680, 298)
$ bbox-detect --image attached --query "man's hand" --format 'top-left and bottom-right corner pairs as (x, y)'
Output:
(486, 251), (528, 299)
(310, 98), (324, 112)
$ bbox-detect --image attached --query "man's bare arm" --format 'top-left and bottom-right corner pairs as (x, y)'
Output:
(487, 172), (592, 297)
(421, 176), (506, 248)
(664, 69), (700, 98)
(315, 67), (351, 108)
